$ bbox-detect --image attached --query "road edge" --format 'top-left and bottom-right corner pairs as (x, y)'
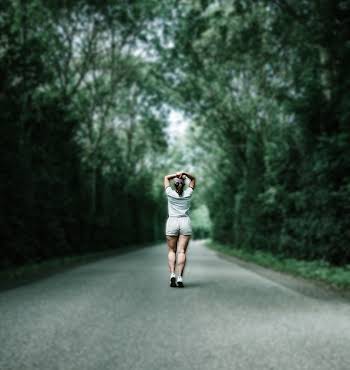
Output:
(0, 242), (156, 292)
(204, 242), (350, 302)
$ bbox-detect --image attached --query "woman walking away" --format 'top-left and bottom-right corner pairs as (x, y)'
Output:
(164, 171), (196, 288)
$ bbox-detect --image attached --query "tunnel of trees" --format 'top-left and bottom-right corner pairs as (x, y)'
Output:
(1, 0), (349, 268)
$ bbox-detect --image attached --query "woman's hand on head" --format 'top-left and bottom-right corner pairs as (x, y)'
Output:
(176, 171), (183, 178)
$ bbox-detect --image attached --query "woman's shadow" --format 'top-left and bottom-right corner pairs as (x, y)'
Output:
(183, 281), (216, 288)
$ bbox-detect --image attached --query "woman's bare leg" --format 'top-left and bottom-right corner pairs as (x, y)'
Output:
(167, 235), (178, 273)
(176, 235), (191, 276)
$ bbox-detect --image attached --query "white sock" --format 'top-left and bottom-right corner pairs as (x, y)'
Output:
(170, 272), (176, 278)
(177, 275), (183, 282)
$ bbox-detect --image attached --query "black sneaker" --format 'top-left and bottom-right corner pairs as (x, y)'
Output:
(170, 276), (177, 288)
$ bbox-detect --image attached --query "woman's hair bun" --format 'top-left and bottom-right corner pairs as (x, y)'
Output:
(174, 177), (185, 186)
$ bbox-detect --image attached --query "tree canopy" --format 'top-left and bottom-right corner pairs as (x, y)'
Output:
(1, 0), (349, 267)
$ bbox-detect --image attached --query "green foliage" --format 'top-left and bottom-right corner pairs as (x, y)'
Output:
(0, 0), (168, 267)
(207, 241), (350, 290)
(191, 204), (212, 238)
(2, 0), (349, 269)
(159, 0), (350, 266)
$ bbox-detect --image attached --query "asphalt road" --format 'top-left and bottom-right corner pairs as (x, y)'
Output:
(1, 240), (349, 370)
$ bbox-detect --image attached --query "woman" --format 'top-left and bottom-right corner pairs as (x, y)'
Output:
(164, 171), (196, 288)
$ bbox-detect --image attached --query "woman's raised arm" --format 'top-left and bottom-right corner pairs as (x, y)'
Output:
(164, 173), (178, 189)
(183, 172), (196, 189)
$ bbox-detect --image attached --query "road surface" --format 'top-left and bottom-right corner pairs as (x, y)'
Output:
(1, 240), (349, 370)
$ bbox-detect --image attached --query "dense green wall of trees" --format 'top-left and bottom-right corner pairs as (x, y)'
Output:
(157, 0), (350, 265)
(0, 0), (168, 267)
(1, 0), (349, 268)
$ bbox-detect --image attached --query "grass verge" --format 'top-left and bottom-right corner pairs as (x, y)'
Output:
(0, 244), (149, 290)
(206, 240), (350, 291)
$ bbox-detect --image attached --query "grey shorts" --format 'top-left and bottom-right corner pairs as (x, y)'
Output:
(166, 216), (192, 236)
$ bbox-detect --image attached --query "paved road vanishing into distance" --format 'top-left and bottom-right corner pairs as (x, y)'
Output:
(1, 240), (349, 370)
